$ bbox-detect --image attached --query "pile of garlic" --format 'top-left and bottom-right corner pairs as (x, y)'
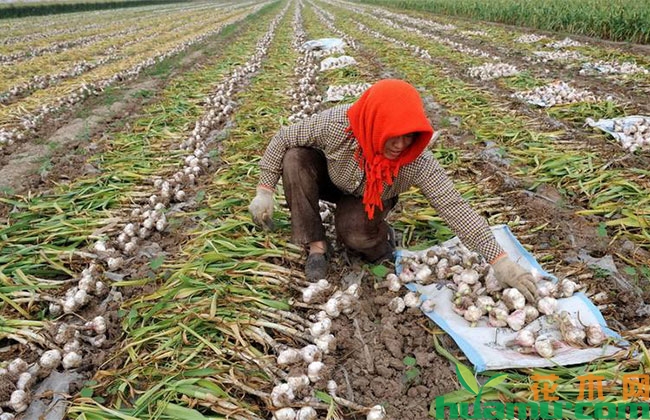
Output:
(515, 34), (546, 43)
(512, 81), (597, 107)
(579, 60), (649, 76)
(324, 83), (371, 102)
(530, 50), (585, 62)
(514, 310), (607, 358)
(319, 55), (357, 71)
(546, 37), (582, 49)
(468, 63), (519, 81)
(388, 243), (609, 359)
(586, 116), (650, 152)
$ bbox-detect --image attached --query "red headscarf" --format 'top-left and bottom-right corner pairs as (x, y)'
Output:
(346, 79), (434, 219)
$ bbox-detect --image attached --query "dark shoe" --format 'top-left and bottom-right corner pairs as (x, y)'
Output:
(305, 253), (328, 281)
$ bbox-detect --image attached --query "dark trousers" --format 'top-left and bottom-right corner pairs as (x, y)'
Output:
(282, 147), (396, 262)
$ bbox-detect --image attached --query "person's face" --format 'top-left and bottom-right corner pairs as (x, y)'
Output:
(383, 133), (417, 160)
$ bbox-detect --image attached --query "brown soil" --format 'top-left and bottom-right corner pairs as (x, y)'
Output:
(326, 281), (459, 419)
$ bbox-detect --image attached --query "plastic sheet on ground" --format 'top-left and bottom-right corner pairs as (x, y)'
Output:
(301, 38), (345, 56)
(585, 115), (649, 149)
(396, 224), (622, 372)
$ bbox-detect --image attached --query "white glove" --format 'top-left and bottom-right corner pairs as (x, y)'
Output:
(492, 255), (538, 303)
(248, 186), (274, 230)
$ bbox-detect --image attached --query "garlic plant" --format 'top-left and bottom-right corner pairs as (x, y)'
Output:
(512, 81), (597, 107)
(468, 63), (519, 81)
(512, 310), (608, 358)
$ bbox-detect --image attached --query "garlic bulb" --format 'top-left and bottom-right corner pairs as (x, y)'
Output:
(314, 333), (336, 354)
(457, 269), (480, 285)
(307, 361), (324, 383)
(324, 298), (341, 318)
(327, 379), (338, 396)
(502, 288), (526, 310)
(534, 337), (554, 358)
(414, 265), (432, 282)
(89, 315), (107, 335)
(8, 358), (28, 375)
(506, 309), (526, 331)
(475, 296), (495, 315)
(388, 296), (406, 313)
(39, 349), (62, 370)
(286, 374), (310, 392)
(309, 318), (331, 338)
(385, 273), (401, 292)
(488, 307), (508, 328)
(301, 345), (322, 364)
(273, 407), (296, 420)
(537, 297), (557, 315)
(62, 352), (82, 369)
(277, 348), (302, 366)
(515, 329), (535, 347)
(403, 292), (420, 308)
(296, 406), (317, 420)
(367, 405), (386, 420)
(63, 339), (81, 353)
(586, 325), (606, 346)
(463, 305), (482, 323)
(9, 390), (29, 413)
(271, 383), (295, 407)
(523, 305), (540, 323)
(558, 278), (579, 298)
(421, 299), (435, 312)
(16, 372), (33, 390)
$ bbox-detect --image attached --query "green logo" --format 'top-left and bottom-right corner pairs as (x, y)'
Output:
(433, 364), (650, 419)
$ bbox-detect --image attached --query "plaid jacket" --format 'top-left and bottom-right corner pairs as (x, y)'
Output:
(259, 104), (504, 262)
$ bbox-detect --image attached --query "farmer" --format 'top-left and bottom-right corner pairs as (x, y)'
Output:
(249, 79), (537, 302)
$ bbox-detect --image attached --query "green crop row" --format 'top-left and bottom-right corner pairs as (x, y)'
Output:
(0, 0), (189, 19)
(352, 0), (650, 44)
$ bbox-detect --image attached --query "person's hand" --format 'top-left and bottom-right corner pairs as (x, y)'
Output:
(491, 255), (538, 303)
(248, 186), (274, 230)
